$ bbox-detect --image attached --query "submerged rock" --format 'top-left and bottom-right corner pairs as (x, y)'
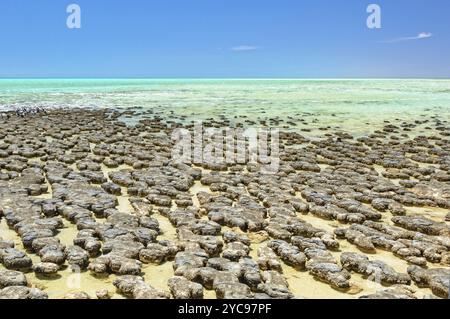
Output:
(0, 286), (48, 299)
(341, 252), (410, 285)
(267, 240), (306, 270)
(392, 215), (449, 236)
(257, 271), (293, 299)
(407, 266), (450, 298)
(0, 270), (28, 288)
(168, 276), (204, 299)
(359, 286), (417, 299)
(113, 275), (145, 296)
(32, 262), (60, 275)
(0, 248), (33, 270)
(63, 292), (91, 299)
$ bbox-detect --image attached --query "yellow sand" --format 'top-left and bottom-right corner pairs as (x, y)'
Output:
(2, 159), (447, 300)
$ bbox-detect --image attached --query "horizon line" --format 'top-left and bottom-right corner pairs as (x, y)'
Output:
(1, 77), (450, 81)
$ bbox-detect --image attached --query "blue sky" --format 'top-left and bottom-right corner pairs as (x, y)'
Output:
(0, 0), (449, 78)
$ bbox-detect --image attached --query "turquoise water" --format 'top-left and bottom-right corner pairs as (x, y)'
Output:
(1, 79), (449, 134)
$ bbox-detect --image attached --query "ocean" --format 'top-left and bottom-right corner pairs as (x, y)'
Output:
(1, 79), (449, 135)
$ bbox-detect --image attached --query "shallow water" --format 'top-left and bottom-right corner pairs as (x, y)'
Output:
(142, 262), (174, 293)
(2, 79), (450, 136)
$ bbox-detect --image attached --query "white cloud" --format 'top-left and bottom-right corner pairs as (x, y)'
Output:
(417, 32), (433, 39)
(230, 45), (260, 51)
(382, 32), (433, 43)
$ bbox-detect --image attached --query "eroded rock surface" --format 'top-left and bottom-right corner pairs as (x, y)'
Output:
(0, 108), (449, 299)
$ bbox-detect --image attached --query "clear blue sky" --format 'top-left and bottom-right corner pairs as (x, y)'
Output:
(1, 0), (449, 78)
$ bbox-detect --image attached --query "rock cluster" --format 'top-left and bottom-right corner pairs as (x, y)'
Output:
(0, 108), (449, 299)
